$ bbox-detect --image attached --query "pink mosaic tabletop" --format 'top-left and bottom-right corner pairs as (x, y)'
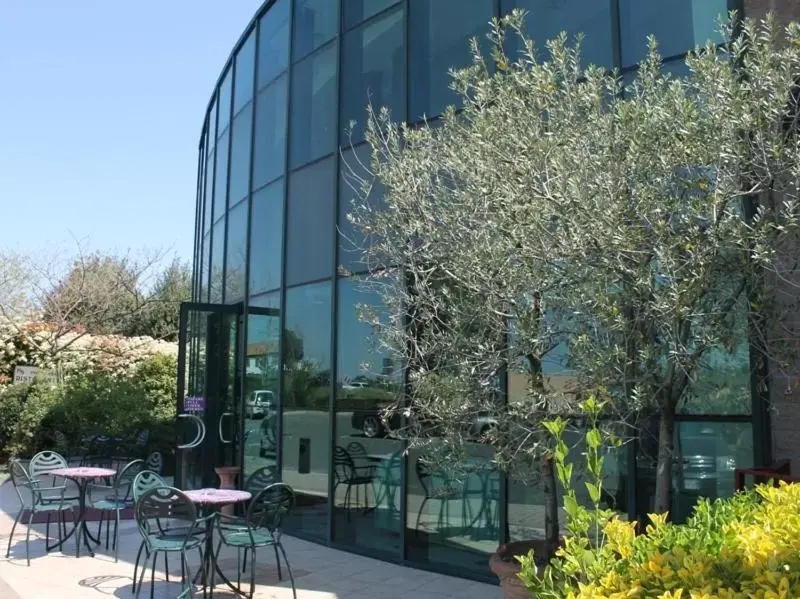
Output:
(184, 488), (251, 505)
(49, 467), (117, 479)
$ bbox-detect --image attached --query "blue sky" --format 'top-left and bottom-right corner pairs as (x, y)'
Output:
(0, 1), (262, 262)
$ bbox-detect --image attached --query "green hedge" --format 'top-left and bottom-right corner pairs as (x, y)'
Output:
(0, 354), (177, 465)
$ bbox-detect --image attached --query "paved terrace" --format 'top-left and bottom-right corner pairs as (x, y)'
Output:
(0, 479), (500, 599)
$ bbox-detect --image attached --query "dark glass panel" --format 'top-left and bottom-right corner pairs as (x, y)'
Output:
(341, 6), (405, 143)
(293, 0), (339, 60)
(333, 277), (403, 556)
(289, 42), (338, 168)
(224, 199), (248, 303)
(249, 179), (284, 295)
(501, 0), (613, 69)
(234, 32), (256, 114)
(343, 0), (400, 31)
(282, 281), (332, 541)
(218, 69), (233, 137)
(258, 0), (291, 88)
(228, 105), (254, 206)
(213, 130), (230, 223)
(204, 150), (214, 229)
(408, 0), (494, 120)
(252, 75), (288, 190)
(209, 218), (225, 303)
(619, 0), (727, 67)
(286, 157), (335, 286)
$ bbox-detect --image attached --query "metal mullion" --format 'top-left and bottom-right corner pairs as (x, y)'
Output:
(610, 0), (622, 74)
(207, 89), (220, 303)
(400, 0), (410, 565)
(276, 0), (297, 488)
(221, 61), (237, 305)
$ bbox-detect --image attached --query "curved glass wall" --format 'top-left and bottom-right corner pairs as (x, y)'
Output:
(191, 0), (752, 581)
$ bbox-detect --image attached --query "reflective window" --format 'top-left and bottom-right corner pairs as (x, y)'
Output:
(249, 179), (284, 295)
(218, 69), (233, 137)
(234, 32), (256, 114)
(344, 0), (400, 30)
(225, 199), (248, 302)
(501, 0), (613, 69)
(293, 0), (339, 61)
(282, 281), (332, 541)
(290, 42), (338, 168)
(258, 0), (291, 88)
(213, 131), (230, 222)
(334, 277), (403, 556)
(209, 99), (218, 147)
(209, 219), (226, 303)
(286, 157), (335, 286)
(252, 75), (288, 190)
(200, 232), (210, 302)
(341, 6), (405, 143)
(338, 143), (386, 274)
(409, 0), (494, 120)
(228, 105), (253, 206)
(204, 150), (215, 228)
(620, 0), (727, 67)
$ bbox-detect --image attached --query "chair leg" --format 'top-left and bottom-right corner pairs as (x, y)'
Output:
(132, 541), (145, 594)
(273, 544), (283, 580)
(135, 550), (148, 599)
(415, 497), (429, 534)
(242, 547), (248, 573)
(105, 511), (111, 549)
(97, 510), (104, 546)
(6, 507), (23, 558)
(164, 552), (169, 582)
(248, 546), (256, 599)
(113, 511), (120, 562)
(344, 485), (352, 522)
(24, 510), (33, 566)
(45, 513), (51, 550)
(150, 551), (157, 599)
(277, 543), (297, 599)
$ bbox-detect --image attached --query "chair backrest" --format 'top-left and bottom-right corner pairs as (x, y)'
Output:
(346, 441), (368, 460)
(135, 486), (197, 544)
(29, 451), (68, 483)
(247, 483), (295, 534)
(8, 459), (35, 506)
(132, 470), (167, 501)
(115, 459), (146, 501)
(333, 446), (355, 482)
(145, 451), (163, 474)
(245, 466), (278, 495)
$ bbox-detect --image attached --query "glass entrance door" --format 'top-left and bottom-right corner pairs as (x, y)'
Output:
(176, 302), (244, 490)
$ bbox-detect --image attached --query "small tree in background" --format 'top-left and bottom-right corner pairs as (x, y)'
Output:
(348, 9), (800, 549)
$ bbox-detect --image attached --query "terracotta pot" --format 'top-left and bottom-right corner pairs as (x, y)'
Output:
(489, 540), (552, 599)
(215, 466), (241, 515)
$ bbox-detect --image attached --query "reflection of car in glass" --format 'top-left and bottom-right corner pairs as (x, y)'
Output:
(245, 390), (275, 419)
(351, 404), (399, 438)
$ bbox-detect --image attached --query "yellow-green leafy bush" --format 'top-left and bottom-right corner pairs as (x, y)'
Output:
(519, 482), (800, 599)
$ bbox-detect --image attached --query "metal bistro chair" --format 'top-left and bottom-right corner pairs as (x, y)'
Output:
(134, 487), (209, 599)
(414, 456), (462, 536)
(89, 459), (146, 562)
(215, 483), (297, 599)
(28, 451), (80, 503)
(6, 459), (77, 565)
(333, 446), (376, 519)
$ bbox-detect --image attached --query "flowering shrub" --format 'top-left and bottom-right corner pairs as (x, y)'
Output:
(519, 483), (800, 598)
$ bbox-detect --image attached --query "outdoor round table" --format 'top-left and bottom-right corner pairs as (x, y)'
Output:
(184, 488), (251, 597)
(49, 466), (117, 557)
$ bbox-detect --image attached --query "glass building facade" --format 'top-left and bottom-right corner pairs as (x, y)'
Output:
(186, 0), (759, 581)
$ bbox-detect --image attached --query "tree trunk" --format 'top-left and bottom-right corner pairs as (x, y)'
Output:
(653, 405), (676, 515)
(542, 455), (559, 558)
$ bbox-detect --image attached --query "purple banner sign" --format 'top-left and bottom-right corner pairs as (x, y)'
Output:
(183, 395), (205, 412)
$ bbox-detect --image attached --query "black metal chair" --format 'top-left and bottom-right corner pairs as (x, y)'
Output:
(333, 446), (376, 519)
(215, 483), (297, 599)
(89, 459), (146, 562)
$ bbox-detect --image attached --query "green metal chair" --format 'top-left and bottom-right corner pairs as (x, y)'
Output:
(214, 483), (297, 599)
(88, 459), (145, 562)
(5, 458), (77, 565)
(134, 486), (208, 599)
(28, 450), (80, 503)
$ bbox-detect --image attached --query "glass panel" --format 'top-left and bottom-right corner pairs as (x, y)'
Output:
(204, 150), (215, 229)
(501, 0), (613, 69)
(290, 42), (338, 168)
(218, 69), (233, 137)
(344, 0), (399, 30)
(258, 0), (291, 89)
(333, 277), (403, 557)
(200, 232), (210, 302)
(229, 104), (254, 206)
(619, 0), (727, 67)
(286, 157), (335, 286)
(406, 443), (500, 572)
(409, 0), (494, 120)
(209, 99), (218, 147)
(341, 6), (405, 143)
(243, 292), (281, 484)
(213, 131), (230, 222)
(209, 219), (225, 303)
(225, 199), (248, 303)
(234, 32), (257, 114)
(249, 179), (285, 295)
(252, 75), (288, 190)
(293, 0), (339, 61)
(338, 143), (386, 274)
(282, 281), (332, 541)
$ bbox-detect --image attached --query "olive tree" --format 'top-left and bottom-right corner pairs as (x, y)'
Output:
(346, 11), (800, 547)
